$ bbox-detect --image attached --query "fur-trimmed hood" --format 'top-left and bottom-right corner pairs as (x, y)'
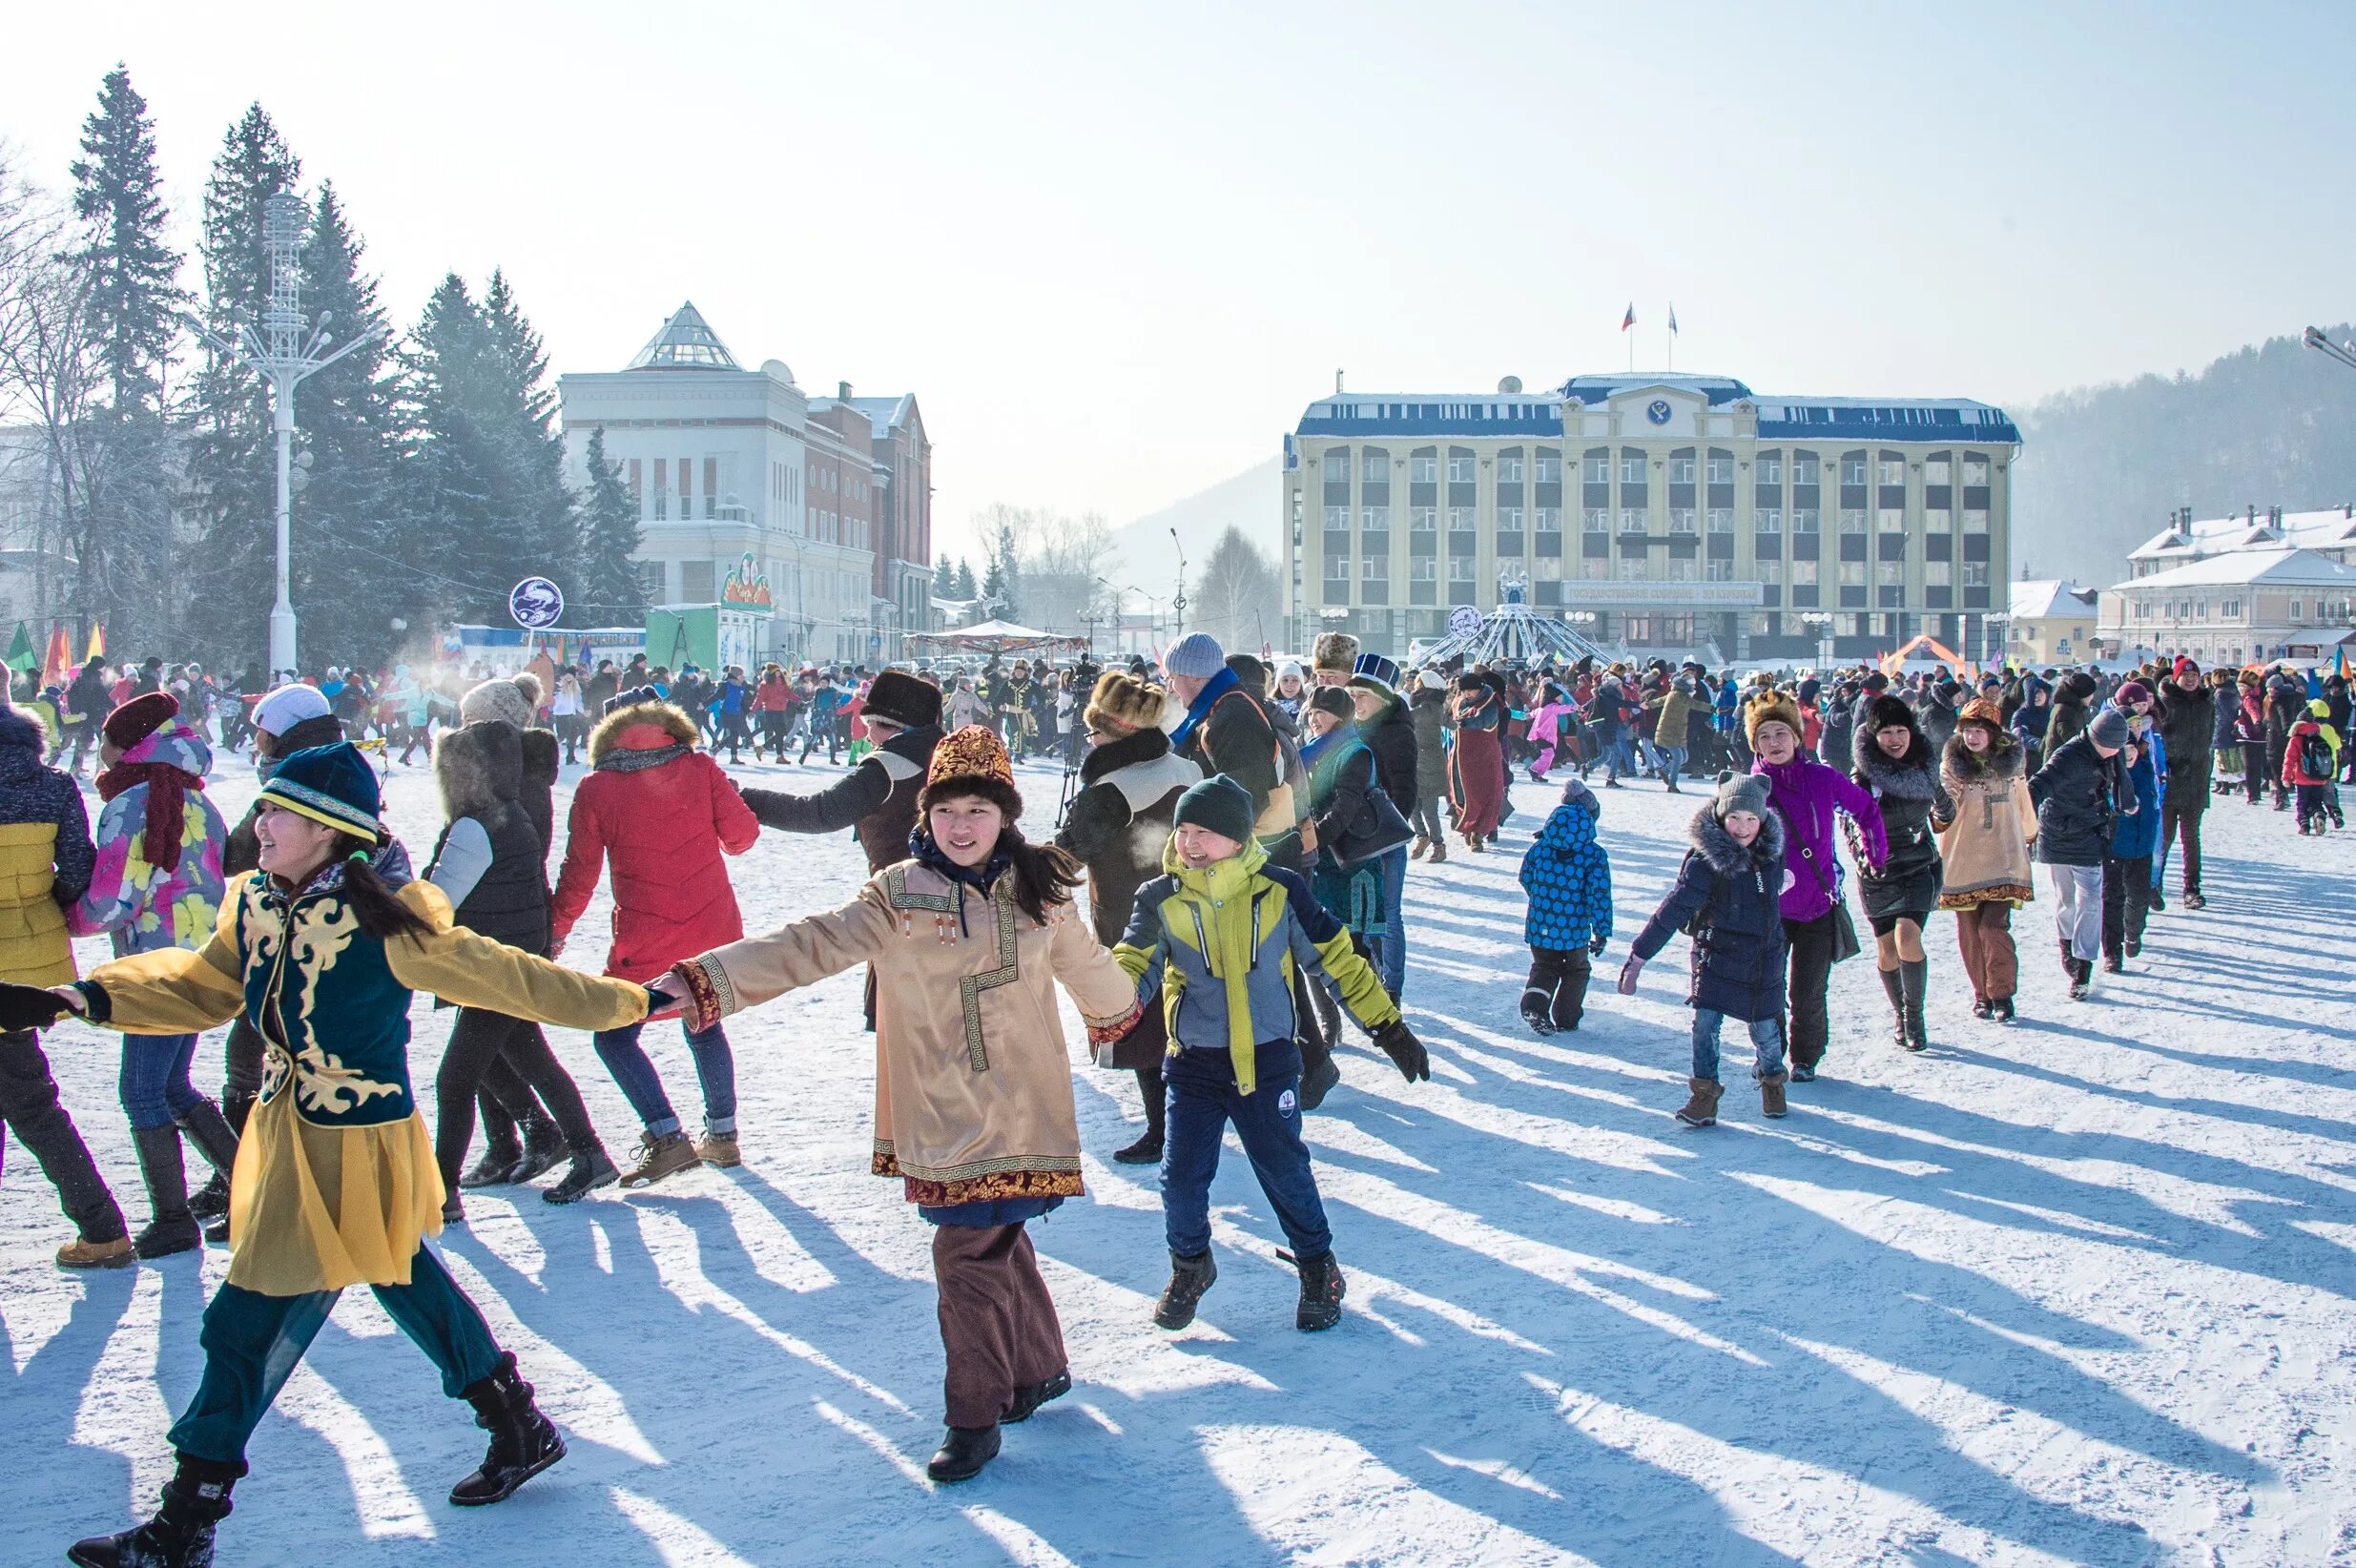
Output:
(0, 705), (46, 754)
(587, 699), (699, 767)
(1079, 723), (1171, 784)
(434, 718), (522, 821)
(1942, 729), (2024, 784)
(1852, 718), (1938, 800)
(1687, 801), (1786, 877)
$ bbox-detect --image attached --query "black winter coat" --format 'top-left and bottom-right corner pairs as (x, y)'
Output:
(2045, 671), (2098, 754)
(1409, 689), (1449, 796)
(1631, 806), (1790, 1023)
(1358, 691), (1417, 813)
(1054, 726), (1199, 1069)
(2029, 732), (2123, 868)
(427, 720), (551, 958)
(2155, 681), (2216, 812)
(1850, 718), (1948, 920)
(740, 722), (943, 873)
(223, 712), (346, 878)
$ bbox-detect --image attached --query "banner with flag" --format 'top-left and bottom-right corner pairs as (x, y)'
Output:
(1668, 303), (1679, 336)
(5, 623), (34, 673)
(1621, 303), (1635, 332)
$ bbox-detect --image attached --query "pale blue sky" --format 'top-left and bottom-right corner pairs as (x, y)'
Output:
(10, 0), (2351, 561)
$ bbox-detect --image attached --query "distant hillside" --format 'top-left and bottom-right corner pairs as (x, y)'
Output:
(2014, 324), (2356, 585)
(1106, 457), (1282, 599)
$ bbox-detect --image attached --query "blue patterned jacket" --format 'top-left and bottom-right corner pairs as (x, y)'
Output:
(1519, 784), (1614, 950)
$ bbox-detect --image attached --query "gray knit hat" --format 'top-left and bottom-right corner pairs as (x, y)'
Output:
(1162, 632), (1227, 681)
(460, 676), (536, 730)
(1714, 772), (1771, 821)
(2089, 707), (2130, 751)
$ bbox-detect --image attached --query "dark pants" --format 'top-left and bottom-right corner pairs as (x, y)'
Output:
(436, 1008), (602, 1191)
(2158, 801), (2203, 895)
(221, 1016), (266, 1105)
(2295, 782), (2343, 831)
(0, 1028), (127, 1243)
(2102, 855), (2154, 959)
(1134, 1063), (1166, 1143)
(1162, 1039), (1330, 1262)
(118, 1032), (204, 1132)
(2241, 742), (2268, 802)
(1784, 911), (1839, 1070)
(169, 1244), (502, 1465)
(1411, 793), (1447, 845)
(592, 1018), (735, 1138)
(1522, 947), (1591, 1030)
(2267, 737), (2290, 804)
(930, 1223), (1067, 1429)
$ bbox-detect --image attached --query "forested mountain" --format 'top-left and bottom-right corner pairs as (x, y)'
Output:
(2013, 324), (2356, 584)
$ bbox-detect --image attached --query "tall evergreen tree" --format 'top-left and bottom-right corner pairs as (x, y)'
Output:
(67, 64), (185, 652)
(477, 270), (579, 585)
(180, 104), (301, 664)
(400, 274), (504, 625)
(575, 425), (647, 623)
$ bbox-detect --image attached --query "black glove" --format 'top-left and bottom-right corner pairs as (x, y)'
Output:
(1588, 932), (1608, 957)
(0, 981), (71, 1034)
(1372, 1019), (1430, 1083)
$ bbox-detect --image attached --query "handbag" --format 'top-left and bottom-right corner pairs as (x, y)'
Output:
(1338, 784), (1416, 867)
(1798, 842), (1862, 963)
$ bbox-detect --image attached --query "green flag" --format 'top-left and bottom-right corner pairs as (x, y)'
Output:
(5, 623), (35, 672)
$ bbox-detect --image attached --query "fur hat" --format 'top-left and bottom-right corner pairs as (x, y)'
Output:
(1174, 774), (1255, 844)
(1084, 671), (1167, 735)
(103, 691), (178, 752)
(862, 668), (942, 731)
(2088, 707), (2130, 751)
(257, 741), (384, 843)
(1745, 689), (1804, 746)
(1864, 694), (1916, 735)
(1312, 632), (1360, 675)
(461, 676), (537, 730)
(927, 724), (1015, 791)
(1162, 632), (1226, 681)
(1957, 696), (2005, 732)
(1713, 772), (1771, 821)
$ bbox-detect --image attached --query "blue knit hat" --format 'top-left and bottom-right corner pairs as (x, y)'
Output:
(256, 741), (384, 843)
(1162, 632), (1227, 681)
(1174, 773), (1255, 844)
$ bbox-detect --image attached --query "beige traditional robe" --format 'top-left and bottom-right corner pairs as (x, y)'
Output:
(678, 861), (1141, 1206)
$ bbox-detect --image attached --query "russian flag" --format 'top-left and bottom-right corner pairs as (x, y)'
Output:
(1621, 303), (1635, 332)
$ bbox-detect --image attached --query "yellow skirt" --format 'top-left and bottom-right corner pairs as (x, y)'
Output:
(222, 1092), (446, 1297)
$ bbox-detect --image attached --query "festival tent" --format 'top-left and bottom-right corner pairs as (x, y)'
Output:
(906, 620), (1087, 656)
(1409, 602), (1610, 670)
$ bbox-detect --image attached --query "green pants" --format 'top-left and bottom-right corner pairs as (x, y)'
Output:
(169, 1244), (503, 1465)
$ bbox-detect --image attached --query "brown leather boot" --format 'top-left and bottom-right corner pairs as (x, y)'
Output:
(1674, 1078), (1724, 1127)
(1759, 1071), (1789, 1119)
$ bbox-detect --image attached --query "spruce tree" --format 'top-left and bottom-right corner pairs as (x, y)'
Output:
(575, 425), (647, 624)
(67, 64), (185, 653)
(180, 103), (301, 665)
(400, 274), (504, 625)
(478, 270), (579, 593)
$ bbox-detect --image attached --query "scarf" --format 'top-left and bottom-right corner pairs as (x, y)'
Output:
(910, 827), (1012, 937)
(96, 761), (201, 876)
(1168, 666), (1240, 750)
(598, 743), (689, 774)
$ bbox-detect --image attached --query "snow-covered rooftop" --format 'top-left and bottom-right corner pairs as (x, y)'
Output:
(2010, 578), (2098, 620)
(2128, 506), (2356, 562)
(2105, 546), (2356, 592)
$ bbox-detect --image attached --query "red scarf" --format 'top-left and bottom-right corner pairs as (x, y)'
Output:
(95, 761), (201, 876)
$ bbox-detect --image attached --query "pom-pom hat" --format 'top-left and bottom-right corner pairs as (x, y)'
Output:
(257, 741), (384, 843)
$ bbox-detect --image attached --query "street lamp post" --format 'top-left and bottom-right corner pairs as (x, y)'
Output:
(1800, 611), (1834, 673)
(191, 192), (384, 676)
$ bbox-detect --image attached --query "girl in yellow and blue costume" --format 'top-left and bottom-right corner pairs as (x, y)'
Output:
(10, 742), (658, 1568)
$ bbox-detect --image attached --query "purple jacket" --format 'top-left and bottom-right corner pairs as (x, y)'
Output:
(1752, 753), (1888, 921)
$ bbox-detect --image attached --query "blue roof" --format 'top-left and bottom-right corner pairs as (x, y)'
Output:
(1559, 373), (1753, 406)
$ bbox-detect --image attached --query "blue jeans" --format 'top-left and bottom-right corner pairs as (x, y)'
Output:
(1659, 745), (1687, 789)
(117, 1032), (203, 1132)
(592, 1019), (735, 1138)
(1691, 1009), (1788, 1083)
(1162, 1039), (1331, 1262)
(1372, 845), (1409, 1001)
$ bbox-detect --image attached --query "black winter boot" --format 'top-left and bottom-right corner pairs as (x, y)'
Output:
(174, 1099), (239, 1232)
(1876, 965), (1908, 1050)
(458, 1132), (523, 1189)
(506, 1112), (568, 1185)
(68, 1453), (241, 1567)
(194, 1091), (254, 1234)
(1898, 958), (1930, 1052)
(1282, 1249), (1346, 1331)
(543, 1141), (618, 1205)
(131, 1127), (201, 1260)
(1153, 1249), (1218, 1330)
(449, 1352), (566, 1506)
(925, 1424), (1001, 1483)
(1003, 1368), (1071, 1423)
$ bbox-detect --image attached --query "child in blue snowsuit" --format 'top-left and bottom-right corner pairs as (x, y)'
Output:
(1518, 776), (1612, 1035)
(2102, 732), (2161, 967)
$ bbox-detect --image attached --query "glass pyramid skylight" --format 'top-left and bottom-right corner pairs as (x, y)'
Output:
(626, 302), (740, 371)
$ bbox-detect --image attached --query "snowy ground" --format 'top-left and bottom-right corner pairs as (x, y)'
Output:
(6, 745), (2356, 1566)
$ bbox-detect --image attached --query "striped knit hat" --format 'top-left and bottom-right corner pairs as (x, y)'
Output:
(256, 741), (384, 843)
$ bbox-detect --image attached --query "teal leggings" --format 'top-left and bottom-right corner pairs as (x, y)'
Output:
(169, 1243), (502, 1464)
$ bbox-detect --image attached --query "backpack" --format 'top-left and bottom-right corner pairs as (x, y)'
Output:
(2299, 727), (2334, 781)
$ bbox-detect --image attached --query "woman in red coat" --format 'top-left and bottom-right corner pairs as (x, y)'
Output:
(551, 691), (760, 1186)
(1447, 673), (1506, 850)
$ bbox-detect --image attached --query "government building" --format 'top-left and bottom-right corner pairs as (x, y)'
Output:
(559, 303), (935, 667)
(1283, 372), (2021, 664)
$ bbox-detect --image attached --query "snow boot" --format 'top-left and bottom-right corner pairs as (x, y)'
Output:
(1281, 1249), (1346, 1331)
(1993, 997), (2016, 1024)
(506, 1113), (568, 1185)
(1971, 998), (1994, 1021)
(174, 1099), (238, 1213)
(2069, 960), (2093, 1001)
(1003, 1368), (1071, 1424)
(1759, 1071), (1789, 1119)
(2058, 936), (2076, 980)
(57, 1235), (134, 1269)
(442, 1194), (466, 1227)
(543, 1142), (619, 1205)
(1877, 965), (1909, 1049)
(1153, 1249), (1218, 1330)
(695, 1130), (741, 1169)
(458, 1132), (523, 1189)
(449, 1353), (566, 1506)
(1111, 1130), (1163, 1166)
(1674, 1078), (1724, 1127)
(1410, 836), (1430, 861)
(1520, 989), (1559, 1037)
(1425, 842), (1447, 864)
(1898, 958), (1930, 1052)
(2102, 954), (2124, 975)
(618, 1130), (699, 1188)
(131, 1128), (201, 1260)
(926, 1424), (1001, 1484)
(67, 1454), (241, 1568)
(2183, 890), (2207, 910)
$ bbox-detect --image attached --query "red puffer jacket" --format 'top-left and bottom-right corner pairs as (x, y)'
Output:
(551, 699), (760, 980)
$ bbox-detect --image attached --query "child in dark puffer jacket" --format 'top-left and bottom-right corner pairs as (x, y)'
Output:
(1517, 777), (1612, 1035)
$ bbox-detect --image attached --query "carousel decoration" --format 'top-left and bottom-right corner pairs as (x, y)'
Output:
(1416, 567), (1610, 669)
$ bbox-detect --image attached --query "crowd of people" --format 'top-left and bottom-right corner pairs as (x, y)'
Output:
(0, 626), (2341, 1565)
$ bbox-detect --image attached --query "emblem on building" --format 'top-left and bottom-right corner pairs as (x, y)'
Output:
(1646, 399), (1673, 425)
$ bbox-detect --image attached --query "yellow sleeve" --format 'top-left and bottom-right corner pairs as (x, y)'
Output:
(680, 878), (897, 1021)
(1310, 922), (1401, 1034)
(88, 881), (250, 1035)
(1046, 898), (1145, 1041)
(383, 881), (650, 1031)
